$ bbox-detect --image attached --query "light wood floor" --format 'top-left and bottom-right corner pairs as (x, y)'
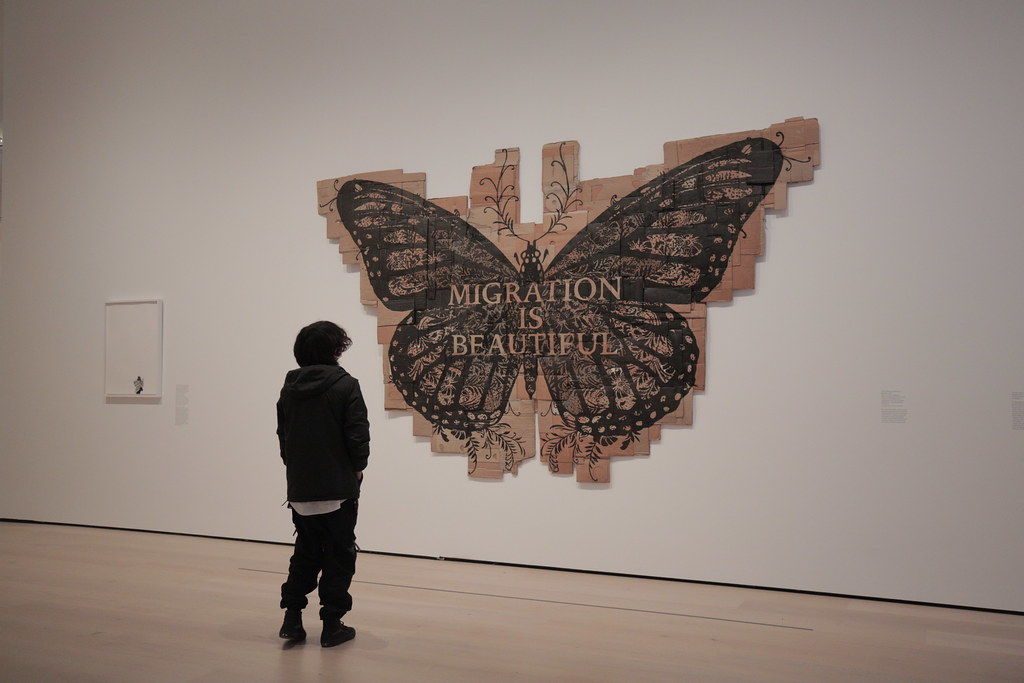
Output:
(0, 522), (1021, 681)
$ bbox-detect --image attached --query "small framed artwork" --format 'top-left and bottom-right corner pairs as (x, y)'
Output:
(105, 299), (163, 399)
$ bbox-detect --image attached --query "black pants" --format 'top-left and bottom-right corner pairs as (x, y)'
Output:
(280, 499), (358, 620)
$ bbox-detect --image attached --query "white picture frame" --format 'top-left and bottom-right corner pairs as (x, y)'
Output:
(105, 299), (163, 399)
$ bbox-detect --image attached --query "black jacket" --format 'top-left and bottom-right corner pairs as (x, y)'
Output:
(276, 364), (370, 502)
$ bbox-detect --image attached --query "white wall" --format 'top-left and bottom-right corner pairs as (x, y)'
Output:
(2, 0), (1022, 611)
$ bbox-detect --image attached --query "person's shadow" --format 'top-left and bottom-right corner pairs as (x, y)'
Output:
(281, 637), (304, 651)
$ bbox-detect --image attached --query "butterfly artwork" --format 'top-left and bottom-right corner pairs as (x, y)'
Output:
(315, 117), (820, 482)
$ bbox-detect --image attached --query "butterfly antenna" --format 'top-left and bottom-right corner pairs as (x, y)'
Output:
(537, 142), (583, 240)
(481, 148), (529, 243)
(497, 222), (530, 243)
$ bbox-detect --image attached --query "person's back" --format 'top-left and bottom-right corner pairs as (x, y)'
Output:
(279, 364), (367, 504)
(276, 321), (370, 647)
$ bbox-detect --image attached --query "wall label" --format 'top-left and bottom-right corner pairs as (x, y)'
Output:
(881, 390), (909, 424)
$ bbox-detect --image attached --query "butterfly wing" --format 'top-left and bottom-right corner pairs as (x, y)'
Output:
(338, 179), (520, 310)
(538, 300), (698, 435)
(543, 138), (783, 303)
(389, 304), (522, 431)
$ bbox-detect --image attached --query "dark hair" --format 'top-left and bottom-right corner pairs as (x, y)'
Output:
(293, 321), (352, 367)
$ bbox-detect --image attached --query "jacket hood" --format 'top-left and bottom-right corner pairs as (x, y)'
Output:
(281, 364), (349, 399)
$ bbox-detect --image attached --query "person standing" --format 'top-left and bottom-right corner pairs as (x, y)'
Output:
(276, 321), (370, 647)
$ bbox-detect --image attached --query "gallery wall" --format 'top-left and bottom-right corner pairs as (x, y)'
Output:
(1, 0), (1022, 610)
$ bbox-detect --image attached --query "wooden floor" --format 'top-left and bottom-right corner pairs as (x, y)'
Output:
(0, 523), (1021, 681)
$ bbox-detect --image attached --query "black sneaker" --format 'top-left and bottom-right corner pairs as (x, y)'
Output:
(279, 608), (306, 641)
(320, 618), (356, 647)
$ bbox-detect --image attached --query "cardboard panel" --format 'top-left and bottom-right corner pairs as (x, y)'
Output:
(315, 118), (820, 481)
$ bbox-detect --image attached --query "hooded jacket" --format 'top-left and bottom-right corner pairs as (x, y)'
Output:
(276, 364), (370, 503)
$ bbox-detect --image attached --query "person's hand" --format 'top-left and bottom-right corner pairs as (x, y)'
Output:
(356, 471), (364, 482)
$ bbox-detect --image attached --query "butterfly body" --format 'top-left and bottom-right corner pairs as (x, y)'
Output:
(516, 241), (547, 282)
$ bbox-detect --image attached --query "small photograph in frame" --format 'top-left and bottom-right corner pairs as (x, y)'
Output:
(105, 300), (163, 399)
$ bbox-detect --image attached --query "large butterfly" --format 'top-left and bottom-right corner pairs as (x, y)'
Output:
(336, 138), (783, 440)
